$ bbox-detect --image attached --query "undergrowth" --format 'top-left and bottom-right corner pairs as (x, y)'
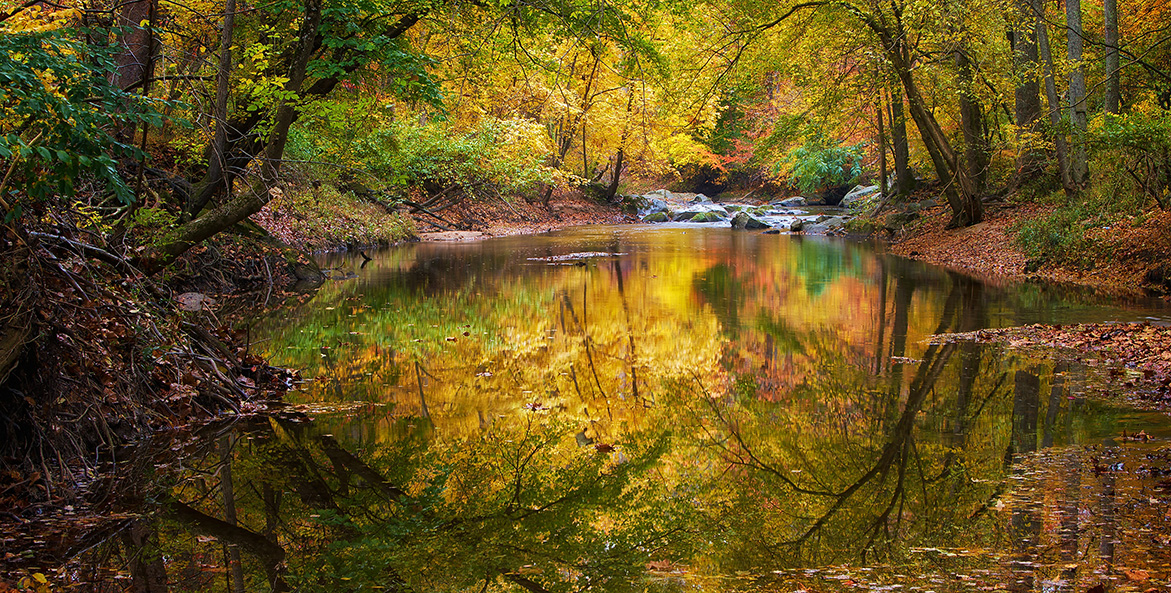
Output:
(256, 183), (416, 251)
(0, 221), (294, 505)
(1011, 204), (1099, 268)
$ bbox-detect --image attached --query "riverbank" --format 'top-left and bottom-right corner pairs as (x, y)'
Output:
(888, 199), (1171, 297)
(407, 187), (633, 239)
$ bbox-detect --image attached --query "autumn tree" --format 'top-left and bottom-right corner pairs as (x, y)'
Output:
(718, 0), (986, 226)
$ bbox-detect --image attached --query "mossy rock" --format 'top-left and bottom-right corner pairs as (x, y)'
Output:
(690, 211), (723, 222)
(883, 210), (920, 229)
(620, 195), (648, 214)
(642, 212), (670, 223)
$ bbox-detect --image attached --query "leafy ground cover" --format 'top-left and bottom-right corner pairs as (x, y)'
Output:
(888, 200), (1171, 296)
(402, 187), (632, 238)
(253, 184), (416, 252)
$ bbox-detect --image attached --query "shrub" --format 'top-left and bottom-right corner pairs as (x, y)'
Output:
(287, 111), (559, 202)
(1011, 204), (1100, 268)
(777, 132), (864, 195)
(1087, 104), (1171, 211)
(0, 28), (164, 217)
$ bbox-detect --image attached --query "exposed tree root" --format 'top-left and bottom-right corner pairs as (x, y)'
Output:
(0, 222), (295, 508)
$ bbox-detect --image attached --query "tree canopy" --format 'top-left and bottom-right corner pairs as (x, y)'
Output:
(1, 0), (1169, 253)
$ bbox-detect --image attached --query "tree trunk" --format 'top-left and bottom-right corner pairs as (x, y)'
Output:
(877, 92), (888, 197)
(602, 89), (634, 203)
(955, 47), (990, 194)
(1036, 8), (1074, 193)
(1013, 0), (1046, 184)
(191, 0), (238, 220)
(144, 7), (424, 272)
(182, 13), (419, 227)
(1103, 0), (1121, 113)
(112, 0), (156, 92)
(1065, 0), (1089, 185)
(603, 147), (624, 202)
(888, 85), (914, 197)
(887, 46), (981, 226)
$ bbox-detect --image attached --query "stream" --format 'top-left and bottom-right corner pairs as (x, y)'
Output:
(32, 225), (1171, 592)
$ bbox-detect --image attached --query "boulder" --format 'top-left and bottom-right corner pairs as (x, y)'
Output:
(688, 211), (724, 223)
(840, 185), (880, 208)
(821, 216), (848, 228)
(642, 212), (669, 223)
(745, 217), (769, 230)
(643, 189), (674, 201)
(638, 198), (668, 217)
(779, 196), (807, 207)
(672, 204), (729, 221)
(762, 229), (782, 235)
(731, 211), (750, 229)
(789, 220), (808, 233)
(883, 210), (920, 229)
(619, 194), (648, 214)
(688, 193), (713, 204)
(731, 211), (771, 230)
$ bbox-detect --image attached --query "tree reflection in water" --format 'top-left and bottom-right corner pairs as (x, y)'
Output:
(78, 229), (1171, 591)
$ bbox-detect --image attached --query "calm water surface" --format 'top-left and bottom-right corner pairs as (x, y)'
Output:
(95, 227), (1171, 591)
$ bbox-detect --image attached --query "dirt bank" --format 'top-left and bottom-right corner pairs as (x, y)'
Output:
(888, 201), (1171, 297)
(409, 188), (632, 239)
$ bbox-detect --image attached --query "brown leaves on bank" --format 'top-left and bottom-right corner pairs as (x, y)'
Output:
(0, 225), (294, 506)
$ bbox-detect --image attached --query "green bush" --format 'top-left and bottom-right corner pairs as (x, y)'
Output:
(377, 118), (556, 198)
(1087, 108), (1171, 211)
(0, 29), (165, 218)
(778, 132), (864, 195)
(1011, 205), (1101, 268)
(287, 110), (557, 202)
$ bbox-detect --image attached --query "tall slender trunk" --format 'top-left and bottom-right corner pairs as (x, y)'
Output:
(113, 0), (156, 92)
(143, 0), (324, 271)
(191, 0), (238, 219)
(111, 0), (157, 145)
(603, 89), (634, 202)
(888, 47), (980, 226)
(877, 92), (888, 196)
(1013, 0), (1046, 184)
(1036, 9), (1074, 192)
(1103, 0), (1121, 113)
(1065, 0), (1089, 185)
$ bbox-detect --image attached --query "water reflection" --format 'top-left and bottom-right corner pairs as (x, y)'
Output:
(65, 228), (1171, 590)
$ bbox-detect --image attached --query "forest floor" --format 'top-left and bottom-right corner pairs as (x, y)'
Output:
(888, 199), (1171, 297)
(409, 188), (633, 239)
